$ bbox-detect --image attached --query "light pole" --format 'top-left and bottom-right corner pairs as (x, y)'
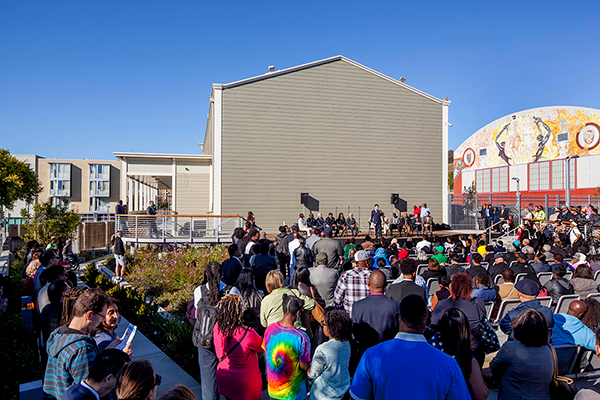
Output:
(565, 155), (579, 207)
(512, 177), (520, 224)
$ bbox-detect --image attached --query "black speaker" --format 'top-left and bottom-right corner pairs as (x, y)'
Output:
(300, 193), (309, 205)
(391, 193), (399, 205)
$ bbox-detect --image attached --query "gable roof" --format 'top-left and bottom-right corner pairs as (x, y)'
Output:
(215, 55), (447, 105)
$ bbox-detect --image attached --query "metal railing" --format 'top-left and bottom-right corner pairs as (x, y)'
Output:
(115, 214), (244, 243)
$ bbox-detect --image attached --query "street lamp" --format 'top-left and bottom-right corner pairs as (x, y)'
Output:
(565, 155), (579, 207)
(512, 177), (521, 223)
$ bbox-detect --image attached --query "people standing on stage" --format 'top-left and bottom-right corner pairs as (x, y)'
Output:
(370, 204), (383, 239)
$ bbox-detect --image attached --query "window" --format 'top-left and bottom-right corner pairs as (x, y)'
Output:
(476, 169), (491, 193)
(49, 163), (71, 196)
(529, 159), (575, 191)
(89, 164), (110, 197)
(479, 148), (487, 156)
(89, 197), (110, 212)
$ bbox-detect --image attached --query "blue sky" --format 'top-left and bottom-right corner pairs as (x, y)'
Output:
(1, 1), (599, 160)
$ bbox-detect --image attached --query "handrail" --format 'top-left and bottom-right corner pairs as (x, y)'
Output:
(482, 220), (505, 235)
(115, 214), (243, 218)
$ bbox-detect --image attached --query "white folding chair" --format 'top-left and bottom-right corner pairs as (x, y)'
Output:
(555, 294), (580, 314)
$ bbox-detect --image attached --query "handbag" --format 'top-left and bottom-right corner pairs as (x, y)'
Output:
(477, 318), (500, 354)
(549, 345), (577, 400)
(310, 287), (326, 326)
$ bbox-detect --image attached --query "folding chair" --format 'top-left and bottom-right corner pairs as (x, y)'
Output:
(555, 294), (580, 314)
(491, 299), (521, 325)
(537, 272), (553, 287)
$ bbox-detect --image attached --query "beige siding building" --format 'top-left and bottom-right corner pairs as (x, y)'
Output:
(203, 56), (450, 232)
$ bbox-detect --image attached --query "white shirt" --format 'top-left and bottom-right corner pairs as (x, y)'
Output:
(193, 281), (242, 316)
(570, 227), (581, 243)
(415, 240), (431, 252)
(298, 218), (309, 231)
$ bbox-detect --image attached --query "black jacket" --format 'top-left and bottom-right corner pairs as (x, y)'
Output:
(222, 257), (243, 286)
(293, 246), (314, 270)
(386, 280), (426, 304)
(544, 278), (574, 304)
(489, 261), (508, 278)
(510, 263), (541, 286)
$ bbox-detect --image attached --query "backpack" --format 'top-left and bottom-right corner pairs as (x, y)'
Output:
(192, 284), (233, 348)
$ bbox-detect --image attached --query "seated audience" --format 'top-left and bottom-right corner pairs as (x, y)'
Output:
(350, 295), (470, 400)
(571, 265), (599, 298)
(431, 246), (448, 265)
(499, 279), (554, 337)
(574, 329), (600, 399)
(375, 257), (393, 280)
(467, 253), (488, 280)
(308, 310), (352, 400)
(430, 308), (488, 400)
(543, 264), (574, 305)
(551, 253), (574, 272)
(553, 300), (596, 351)
(488, 253), (509, 279)
(471, 272), (497, 302)
(421, 258), (447, 281)
(431, 276), (452, 310)
(431, 273), (487, 366)
(386, 258), (426, 304)
(490, 309), (553, 400)
(531, 253), (551, 274)
(497, 269), (519, 300)
(445, 256), (468, 277)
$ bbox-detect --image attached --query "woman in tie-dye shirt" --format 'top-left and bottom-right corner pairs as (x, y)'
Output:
(263, 294), (311, 400)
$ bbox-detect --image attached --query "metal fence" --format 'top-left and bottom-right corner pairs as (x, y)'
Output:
(115, 214), (244, 244)
(449, 193), (600, 230)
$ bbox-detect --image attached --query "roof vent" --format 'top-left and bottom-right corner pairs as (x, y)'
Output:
(268, 65), (275, 72)
(399, 77), (406, 83)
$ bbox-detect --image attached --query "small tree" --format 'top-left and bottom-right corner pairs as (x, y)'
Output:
(0, 149), (42, 217)
(20, 199), (81, 243)
(448, 170), (454, 190)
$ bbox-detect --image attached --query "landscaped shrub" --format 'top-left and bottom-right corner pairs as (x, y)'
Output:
(126, 244), (228, 308)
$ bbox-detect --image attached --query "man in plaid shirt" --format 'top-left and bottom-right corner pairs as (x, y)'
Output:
(334, 250), (372, 315)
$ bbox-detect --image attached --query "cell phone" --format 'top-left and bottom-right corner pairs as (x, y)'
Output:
(115, 323), (137, 350)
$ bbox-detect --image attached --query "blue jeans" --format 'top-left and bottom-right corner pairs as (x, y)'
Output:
(198, 347), (219, 400)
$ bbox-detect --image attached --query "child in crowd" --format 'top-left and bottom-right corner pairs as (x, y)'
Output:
(263, 295), (310, 400)
(308, 310), (352, 400)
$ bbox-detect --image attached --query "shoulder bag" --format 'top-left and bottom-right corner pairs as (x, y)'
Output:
(310, 287), (326, 326)
(549, 345), (577, 400)
(475, 301), (500, 354)
(219, 326), (250, 363)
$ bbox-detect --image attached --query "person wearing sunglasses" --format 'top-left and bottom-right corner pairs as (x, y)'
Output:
(117, 360), (161, 400)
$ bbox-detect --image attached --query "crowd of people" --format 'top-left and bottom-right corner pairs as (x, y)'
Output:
(185, 212), (600, 400)
(25, 203), (600, 400)
(22, 240), (199, 400)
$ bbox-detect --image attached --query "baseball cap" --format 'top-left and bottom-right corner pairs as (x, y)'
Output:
(315, 253), (328, 263)
(354, 250), (370, 262)
(514, 279), (539, 296)
(573, 253), (586, 261)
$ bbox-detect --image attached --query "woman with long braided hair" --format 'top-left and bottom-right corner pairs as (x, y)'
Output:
(192, 261), (242, 400)
(213, 294), (263, 400)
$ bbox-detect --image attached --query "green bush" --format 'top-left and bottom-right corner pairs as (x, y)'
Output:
(126, 244), (228, 309)
(147, 312), (198, 377)
(83, 263), (99, 286)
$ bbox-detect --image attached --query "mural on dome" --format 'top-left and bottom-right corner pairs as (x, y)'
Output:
(454, 107), (600, 177)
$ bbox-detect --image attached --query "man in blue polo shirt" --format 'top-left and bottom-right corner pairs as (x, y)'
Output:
(350, 295), (470, 400)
